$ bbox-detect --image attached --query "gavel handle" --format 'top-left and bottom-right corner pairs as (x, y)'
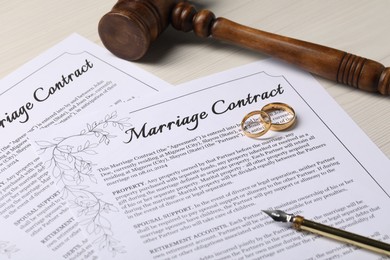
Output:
(171, 3), (390, 95)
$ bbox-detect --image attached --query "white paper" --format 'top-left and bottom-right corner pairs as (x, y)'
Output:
(0, 34), (170, 259)
(31, 60), (390, 260)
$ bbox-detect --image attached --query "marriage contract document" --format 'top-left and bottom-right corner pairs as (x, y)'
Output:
(31, 60), (390, 260)
(0, 34), (170, 259)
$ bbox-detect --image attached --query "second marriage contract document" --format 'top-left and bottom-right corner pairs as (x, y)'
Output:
(31, 60), (390, 260)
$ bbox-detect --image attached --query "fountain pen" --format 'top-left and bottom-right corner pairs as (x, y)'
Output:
(263, 210), (390, 256)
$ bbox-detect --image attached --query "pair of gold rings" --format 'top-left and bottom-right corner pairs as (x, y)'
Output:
(241, 102), (296, 138)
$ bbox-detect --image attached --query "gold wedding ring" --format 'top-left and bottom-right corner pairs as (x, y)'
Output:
(241, 110), (272, 138)
(261, 102), (296, 131)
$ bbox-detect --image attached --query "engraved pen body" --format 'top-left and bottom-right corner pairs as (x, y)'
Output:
(293, 215), (390, 256)
(263, 210), (390, 257)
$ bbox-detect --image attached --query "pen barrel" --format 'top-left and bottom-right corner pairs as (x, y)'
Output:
(294, 216), (390, 256)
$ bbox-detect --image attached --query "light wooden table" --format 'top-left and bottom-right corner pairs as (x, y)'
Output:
(1, 0), (389, 158)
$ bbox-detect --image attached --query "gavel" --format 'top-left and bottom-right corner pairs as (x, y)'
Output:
(98, 0), (390, 95)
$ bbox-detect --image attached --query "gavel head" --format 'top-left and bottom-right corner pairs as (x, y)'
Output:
(98, 0), (179, 61)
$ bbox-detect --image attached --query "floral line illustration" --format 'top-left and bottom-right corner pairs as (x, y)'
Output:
(36, 111), (131, 256)
(0, 241), (19, 259)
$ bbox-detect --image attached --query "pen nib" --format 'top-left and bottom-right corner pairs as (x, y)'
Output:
(262, 210), (295, 222)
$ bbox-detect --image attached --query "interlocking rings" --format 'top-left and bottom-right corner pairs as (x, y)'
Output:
(241, 102), (296, 138)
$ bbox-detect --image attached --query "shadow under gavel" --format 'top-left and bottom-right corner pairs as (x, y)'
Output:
(98, 0), (390, 95)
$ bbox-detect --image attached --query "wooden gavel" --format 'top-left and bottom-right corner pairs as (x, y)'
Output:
(98, 0), (390, 95)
